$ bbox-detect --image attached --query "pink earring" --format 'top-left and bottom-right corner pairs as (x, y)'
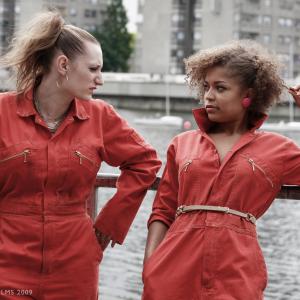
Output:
(242, 97), (251, 108)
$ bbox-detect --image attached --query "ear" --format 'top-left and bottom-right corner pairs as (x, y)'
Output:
(56, 54), (69, 76)
(244, 88), (254, 99)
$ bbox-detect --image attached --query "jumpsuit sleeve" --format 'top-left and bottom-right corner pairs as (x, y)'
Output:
(147, 139), (179, 228)
(94, 104), (161, 244)
(281, 138), (300, 185)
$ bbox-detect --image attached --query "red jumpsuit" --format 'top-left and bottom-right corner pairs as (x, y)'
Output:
(142, 108), (300, 300)
(0, 90), (161, 300)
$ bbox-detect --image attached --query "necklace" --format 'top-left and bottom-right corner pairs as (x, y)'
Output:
(34, 97), (67, 133)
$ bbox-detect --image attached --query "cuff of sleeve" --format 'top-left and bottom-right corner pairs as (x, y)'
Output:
(147, 215), (173, 229)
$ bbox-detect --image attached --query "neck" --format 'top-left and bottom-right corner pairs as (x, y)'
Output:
(210, 118), (248, 135)
(34, 77), (73, 121)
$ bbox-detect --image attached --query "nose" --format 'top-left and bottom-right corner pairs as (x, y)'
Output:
(95, 72), (104, 86)
(204, 87), (214, 101)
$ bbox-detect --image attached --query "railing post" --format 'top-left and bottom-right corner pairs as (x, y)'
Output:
(87, 187), (98, 220)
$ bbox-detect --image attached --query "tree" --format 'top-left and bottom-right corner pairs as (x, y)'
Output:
(93, 0), (134, 72)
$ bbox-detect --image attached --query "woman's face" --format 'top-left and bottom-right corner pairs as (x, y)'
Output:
(65, 41), (103, 100)
(203, 66), (249, 126)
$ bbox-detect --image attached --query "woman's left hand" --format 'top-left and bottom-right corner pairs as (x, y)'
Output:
(95, 229), (116, 251)
(288, 85), (300, 106)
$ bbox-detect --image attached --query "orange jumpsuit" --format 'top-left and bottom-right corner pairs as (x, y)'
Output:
(0, 90), (161, 300)
(142, 108), (300, 300)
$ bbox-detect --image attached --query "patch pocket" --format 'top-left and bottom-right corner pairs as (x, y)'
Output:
(0, 142), (45, 193)
(0, 142), (33, 168)
(236, 153), (278, 190)
(71, 145), (101, 175)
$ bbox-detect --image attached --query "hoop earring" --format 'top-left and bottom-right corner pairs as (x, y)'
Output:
(65, 74), (69, 81)
(242, 97), (251, 108)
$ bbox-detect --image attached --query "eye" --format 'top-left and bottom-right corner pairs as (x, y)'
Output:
(216, 86), (226, 92)
(203, 83), (209, 91)
(89, 66), (100, 72)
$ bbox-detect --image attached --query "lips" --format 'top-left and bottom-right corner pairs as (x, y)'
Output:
(205, 105), (217, 109)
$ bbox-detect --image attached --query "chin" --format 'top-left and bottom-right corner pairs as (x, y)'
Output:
(77, 94), (93, 101)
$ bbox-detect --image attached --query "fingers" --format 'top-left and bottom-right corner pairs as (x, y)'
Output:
(94, 229), (117, 251)
(95, 230), (111, 251)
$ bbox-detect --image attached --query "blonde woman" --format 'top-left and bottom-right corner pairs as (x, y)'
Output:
(0, 11), (161, 299)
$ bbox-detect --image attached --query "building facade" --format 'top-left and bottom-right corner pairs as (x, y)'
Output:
(0, 0), (109, 54)
(0, 0), (16, 54)
(134, 0), (300, 79)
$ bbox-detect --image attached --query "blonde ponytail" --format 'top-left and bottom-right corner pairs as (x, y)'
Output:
(0, 11), (98, 93)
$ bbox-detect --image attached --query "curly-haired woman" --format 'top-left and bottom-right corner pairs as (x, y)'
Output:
(142, 40), (300, 300)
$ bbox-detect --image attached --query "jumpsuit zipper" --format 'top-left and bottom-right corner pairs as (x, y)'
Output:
(74, 150), (95, 165)
(241, 155), (274, 188)
(180, 159), (193, 173)
(0, 149), (31, 163)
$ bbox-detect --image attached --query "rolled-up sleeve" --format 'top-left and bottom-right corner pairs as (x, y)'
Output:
(94, 104), (161, 244)
(281, 138), (300, 185)
(148, 139), (179, 228)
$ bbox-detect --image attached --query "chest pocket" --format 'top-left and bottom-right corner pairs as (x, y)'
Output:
(235, 153), (278, 191)
(0, 141), (45, 195)
(70, 145), (101, 175)
(56, 144), (101, 205)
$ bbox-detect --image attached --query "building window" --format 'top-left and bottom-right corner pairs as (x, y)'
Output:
(234, 13), (240, 22)
(295, 19), (300, 29)
(279, 0), (294, 10)
(262, 34), (271, 44)
(69, 8), (77, 16)
(262, 15), (272, 25)
(278, 35), (292, 45)
(177, 32), (185, 40)
(194, 32), (202, 41)
(15, 5), (20, 14)
(295, 38), (300, 47)
(210, 0), (222, 14)
(84, 9), (97, 18)
(264, 0), (271, 6)
(278, 17), (293, 27)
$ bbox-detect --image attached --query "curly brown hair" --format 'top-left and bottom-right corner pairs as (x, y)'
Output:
(184, 40), (284, 122)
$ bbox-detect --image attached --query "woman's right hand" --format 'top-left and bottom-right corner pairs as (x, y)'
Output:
(288, 85), (300, 106)
(143, 221), (168, 265)
(95, 229), (116, 251)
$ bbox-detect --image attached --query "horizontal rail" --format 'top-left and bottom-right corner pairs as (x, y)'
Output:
(95, 173), (300, 201)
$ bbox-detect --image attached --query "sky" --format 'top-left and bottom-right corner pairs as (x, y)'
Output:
(122, 0), (138, 33)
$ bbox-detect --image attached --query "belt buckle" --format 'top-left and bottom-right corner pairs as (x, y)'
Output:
(176, 205), (185, 217)
(224, 207), (230, 214)
(246, 213), (256, 224)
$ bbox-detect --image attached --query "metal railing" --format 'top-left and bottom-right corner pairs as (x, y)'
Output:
(87, 173), (300, 219)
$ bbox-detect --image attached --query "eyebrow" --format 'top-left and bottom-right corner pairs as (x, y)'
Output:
(204, 80), (228, 84)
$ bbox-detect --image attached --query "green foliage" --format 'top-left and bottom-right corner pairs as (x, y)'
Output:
(92, 0), (134, 72)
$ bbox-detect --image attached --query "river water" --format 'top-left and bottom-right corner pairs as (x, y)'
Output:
(97, 108), (300, 300)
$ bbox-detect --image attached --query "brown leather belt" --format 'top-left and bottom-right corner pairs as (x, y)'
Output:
(176, 205), (256, 224)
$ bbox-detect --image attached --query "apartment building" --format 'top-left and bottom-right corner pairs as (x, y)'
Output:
(0, 0), (109, 54)
(134, 0), (300, 79)
(0, 0), (16, 53)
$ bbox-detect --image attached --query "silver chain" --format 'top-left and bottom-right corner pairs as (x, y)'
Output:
(34, 96), (67, 132)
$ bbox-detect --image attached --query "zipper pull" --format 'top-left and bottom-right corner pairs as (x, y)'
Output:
(75, 151), (83, 165)
(248, 158), (255, 171)
(23, 149), (30, 162)
(183, 160), (192, 172)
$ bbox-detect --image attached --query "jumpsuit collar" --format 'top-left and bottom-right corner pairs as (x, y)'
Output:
(192, 107), (268, 134)
(16, 89), (90, 120)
